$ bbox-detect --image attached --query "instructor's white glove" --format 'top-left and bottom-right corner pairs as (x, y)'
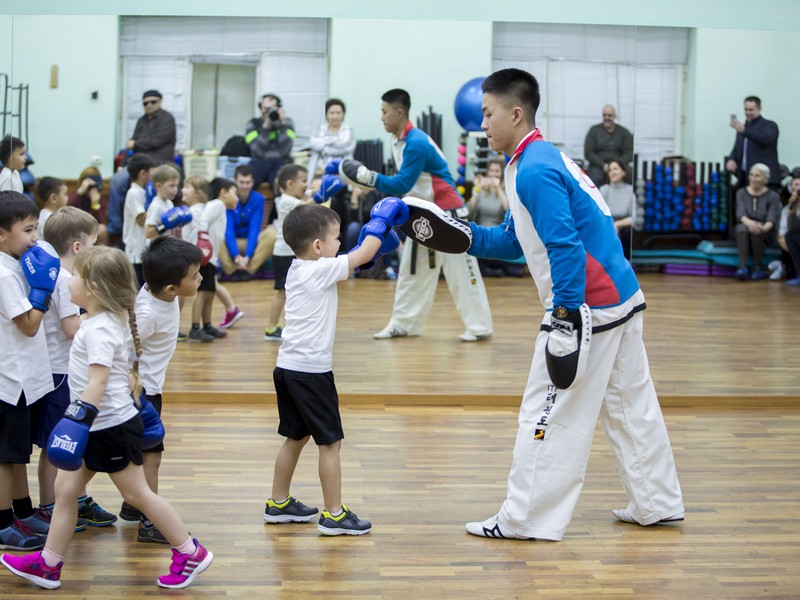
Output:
(545, 303), (591, 390)
(339, 159), (378, 188)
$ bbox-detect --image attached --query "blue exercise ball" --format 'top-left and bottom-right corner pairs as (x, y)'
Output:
(454, 77), (485, 132)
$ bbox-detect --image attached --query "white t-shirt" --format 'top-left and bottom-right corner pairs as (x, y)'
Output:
(273, 193), (305, 257)
(37, 208), (54, 240)
(144, 196), (174, 244)
(182, 203), (207, 245)
(203, 199), (228, 265)
(0, 252), (54, 405)
(276, 255), (349, 373)
(134, 286), (179, 395)
(123, 183), (147, 264)
(43, 268), (80, 374)
(0, 167), (23, 193)
(69, 311), (138, 431)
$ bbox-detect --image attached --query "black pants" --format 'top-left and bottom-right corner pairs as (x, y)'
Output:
(251, 158), (289, 191)
(785, 229), (800, 277)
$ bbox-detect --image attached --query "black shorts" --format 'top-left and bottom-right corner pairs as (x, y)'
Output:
(142, 391), (164, 454)
(134, 263), (145, 289)
(198, 263), (217, 292)
(32, 374), (71, 449)
(272, 255), (294, 290)
(83, 415), (144, 473)
(273, 367), (343, 446)
(0, 394), (32, 464)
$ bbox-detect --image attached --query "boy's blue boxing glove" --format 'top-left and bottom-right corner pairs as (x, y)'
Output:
(156, 206), (193, 234)
(313, 174), (345, 203)
(351, 221), (400, 270)
(370, 196), (409, 227)
(21, 240), (60, 312)
(324, 159), (341, 175)
(138, 395), (165, 450)
(47, 400), (99, 471)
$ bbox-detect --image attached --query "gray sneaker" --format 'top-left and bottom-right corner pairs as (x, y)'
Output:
(264, 326), (282, 341)
(137, 518), (169, 544)
(317, 505), (371, 536)
(264, 496), (319, 523)
(188, 325), (214, 342)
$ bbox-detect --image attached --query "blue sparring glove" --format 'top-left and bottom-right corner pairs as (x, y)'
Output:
(47, 400), (99, 471)
(370, 196), (410, 227)
(21, 241), (60, 312)
(144, 181), (156, 211)
(324, 159), (341, 175)
(138, 395), (165, 450)
(352, 220), (400, 270)
(313, 174), (345, 204)
(156, 206), (192, 234)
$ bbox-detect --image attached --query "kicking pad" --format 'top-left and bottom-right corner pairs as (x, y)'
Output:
(398, 197), (472, 254)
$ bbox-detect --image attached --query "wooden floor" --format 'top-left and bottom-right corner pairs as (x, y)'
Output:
(168, 273), (800, 404)
(5, 273), (800, 597)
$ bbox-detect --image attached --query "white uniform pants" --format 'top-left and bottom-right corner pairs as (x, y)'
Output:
(498, 306), (683, 540)
(385, 241), (493, 337)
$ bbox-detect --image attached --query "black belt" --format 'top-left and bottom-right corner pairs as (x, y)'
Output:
(539, 302), (646, 335)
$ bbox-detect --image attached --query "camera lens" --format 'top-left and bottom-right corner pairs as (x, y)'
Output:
(268, 107), (280, 122)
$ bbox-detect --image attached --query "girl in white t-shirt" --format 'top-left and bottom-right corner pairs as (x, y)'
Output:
(0, 247), (212, 591)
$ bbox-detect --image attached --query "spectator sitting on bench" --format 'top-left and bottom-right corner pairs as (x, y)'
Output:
(734, 163), (781, 281)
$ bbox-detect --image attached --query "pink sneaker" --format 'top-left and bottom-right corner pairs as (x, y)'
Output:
(1, 551), (62, 589)
(157, 539), (213, 589)
(219, 307), (244, 329)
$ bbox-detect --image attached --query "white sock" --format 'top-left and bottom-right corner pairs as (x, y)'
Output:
(41, 548), (64, 568)
(175, 537), (196, 556)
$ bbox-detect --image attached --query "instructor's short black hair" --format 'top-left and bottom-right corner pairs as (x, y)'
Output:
(482, 68), (541, 125)
(381, 89), (411, 114)
(0, 191), (38, 230)
(141, 235), (202, 294)
(283, 204), (340, 256)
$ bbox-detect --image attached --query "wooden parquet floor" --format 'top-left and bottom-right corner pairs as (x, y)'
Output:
(5, 273), (800, 598)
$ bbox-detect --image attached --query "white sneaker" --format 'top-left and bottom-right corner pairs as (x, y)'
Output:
(459, 331), (493, 342)
(769, 263), (785, 280)
(465, 515), (533, 539)
(768, 259), (781, 272)
(612, 508), (685, 525)
(373, 326), (409, 339)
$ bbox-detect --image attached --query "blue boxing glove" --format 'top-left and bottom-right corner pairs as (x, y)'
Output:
(138, 395), (165, 450)
(324, 159), (341, 175)
(313, 174), (345, 204)
(47, 400), (98, 471)
(156, 206), (192, 234)
(370, 196), (409, 227)
(352, 220), (400, 270)
(21, 241), (60, 312)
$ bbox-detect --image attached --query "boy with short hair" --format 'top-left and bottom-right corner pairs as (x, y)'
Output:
(123, 154), (157, 287)
(34, 206), (118, 530)
(264, 200), (406, 535)
(118, 235), (204, 542)
(36, 178), (68, 239)
(0, 191), (59, 550)
(264, 164), (312, 341)
(189, 178), (238, 341)
(144, 164), (186, 241)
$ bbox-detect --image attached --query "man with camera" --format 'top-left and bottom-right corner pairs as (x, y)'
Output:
(245, 94), (296, 191)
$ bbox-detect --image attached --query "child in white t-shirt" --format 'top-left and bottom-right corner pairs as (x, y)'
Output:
(188, 177), (238, 341)
(0, 191), (57, 551)
(117, 236), (203, 542)
(35, 178), (69, 240)
(32, 207), (118, 531)
(144, 164), (181, 242)
(180, 177), (243, 342)
(263, 164), (313, 341)
(122, 154), (156, 287)
(0, 135), (26, 193)
(0, 246), (213, 591)
(265, 201), (404, 536)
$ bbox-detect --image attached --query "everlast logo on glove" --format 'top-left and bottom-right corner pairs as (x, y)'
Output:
(50, 434), (79, 455)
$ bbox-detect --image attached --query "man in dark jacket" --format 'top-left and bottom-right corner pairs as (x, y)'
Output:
(726, 96), (780, 190)
(583, 104), (634, 187)
(127, 90), (176, 166)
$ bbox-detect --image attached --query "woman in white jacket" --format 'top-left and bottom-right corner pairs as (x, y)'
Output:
(306, 98), (356, 179)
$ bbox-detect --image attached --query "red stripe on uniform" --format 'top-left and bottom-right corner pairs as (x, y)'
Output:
(432, 176), (463, 210)
(585, 253), (620, 306)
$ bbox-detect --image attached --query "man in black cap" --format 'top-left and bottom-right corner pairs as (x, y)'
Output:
(127, 90), (177, 165)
